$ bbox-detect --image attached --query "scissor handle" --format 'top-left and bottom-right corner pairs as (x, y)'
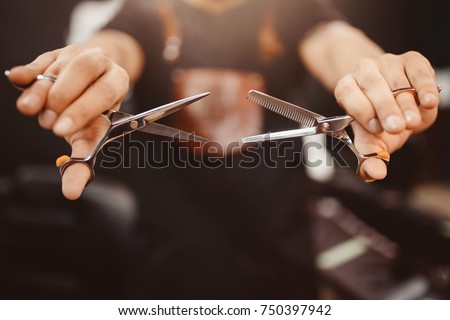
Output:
(56, 155), (96, 184)
(343, 141), (390, 182)
(355, 151), (390, 183)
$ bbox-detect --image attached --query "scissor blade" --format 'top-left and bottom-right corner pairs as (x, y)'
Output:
(247, 90), (322, 127)
(105, 109), (134, 123)
(127, 92), (210, 124)
(241, 127), (318, 143)
(139, 122), (208, 142)
(318, 115), (354, 132)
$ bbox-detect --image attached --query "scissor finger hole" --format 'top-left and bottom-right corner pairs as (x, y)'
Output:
(61, 161), (92, 200)
(358, 156), (388, 182)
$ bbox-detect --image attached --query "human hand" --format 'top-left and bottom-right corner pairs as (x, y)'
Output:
(334, 51), (440, 181)
(7, 44), (130, 199)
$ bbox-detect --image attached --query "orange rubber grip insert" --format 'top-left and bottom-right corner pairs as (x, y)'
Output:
(56, 155), (70, 167)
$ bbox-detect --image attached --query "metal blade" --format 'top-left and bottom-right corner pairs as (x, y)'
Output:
(241, 127), (319, 143)
(114, 92), (210, 126)
(247, 90), (323, 127)
(142, 92), (210, 123)
(139, 122), (209, 142)
(317, 115), (354, 132)
(105, 109), (134, 123)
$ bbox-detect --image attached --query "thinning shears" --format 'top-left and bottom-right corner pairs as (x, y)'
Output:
(6, 71), (209, 182)
(241, 90), (390, 182)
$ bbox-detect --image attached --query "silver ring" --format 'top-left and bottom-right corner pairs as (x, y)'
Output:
(5, 71), (57, 91)
(36, 74), (57, 83)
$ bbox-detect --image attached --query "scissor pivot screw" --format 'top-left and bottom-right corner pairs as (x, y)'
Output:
(130, 120), (139, 130)
(320, 122), (330, 131)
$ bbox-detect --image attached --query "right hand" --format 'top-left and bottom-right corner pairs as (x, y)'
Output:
(334, 51), (439, 181)
(8, 44), (130, 199)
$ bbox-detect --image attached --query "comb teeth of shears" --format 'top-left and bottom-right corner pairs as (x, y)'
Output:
(247, 90), (320, 127)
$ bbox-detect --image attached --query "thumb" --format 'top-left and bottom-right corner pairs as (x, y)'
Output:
(352, 123), (391, 181)
(59, 116), (109, 200)
(61, 161), (91, 200)
(359, 156), (388, 182)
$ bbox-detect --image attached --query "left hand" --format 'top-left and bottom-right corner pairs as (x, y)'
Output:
(7, 45), (130, 199)
(334, 51), (440, 180)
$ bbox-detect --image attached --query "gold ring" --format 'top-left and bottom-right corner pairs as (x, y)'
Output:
(392, 85), (443, 104)
(392, 87), (417, 97)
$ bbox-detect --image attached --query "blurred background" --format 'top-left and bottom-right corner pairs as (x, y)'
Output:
(0, 0), (449, 299)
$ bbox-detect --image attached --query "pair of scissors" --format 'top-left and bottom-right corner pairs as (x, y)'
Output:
(6, 71), (209, 182)
(55, 92), (209, 182)
(241, 90), (390, 182)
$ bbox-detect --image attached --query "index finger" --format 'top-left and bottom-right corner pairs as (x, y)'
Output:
(8, 51), (60, 116)
(7, 50), (59, 85)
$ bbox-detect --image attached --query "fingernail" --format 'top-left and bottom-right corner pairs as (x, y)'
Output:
(4, 70), (10, 77)
(368, 118), (383, 134)
(422, 93), (438, 107)
(17, 93), (41, 112)
(385, 115), (404, 131)
(39, 109), (58, 129)
(404, 110), (419, 125)
(53, 116), (74, 136)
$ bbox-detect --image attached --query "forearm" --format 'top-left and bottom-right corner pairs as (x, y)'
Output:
(299, 20), (384, 91)
(86, 29), (145, 84)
